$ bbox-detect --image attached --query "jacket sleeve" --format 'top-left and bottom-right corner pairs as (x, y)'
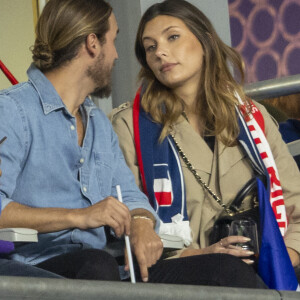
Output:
(110, 106), (143, 190)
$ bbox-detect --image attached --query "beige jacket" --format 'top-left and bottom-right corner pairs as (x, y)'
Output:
(110, 102), (300, 255)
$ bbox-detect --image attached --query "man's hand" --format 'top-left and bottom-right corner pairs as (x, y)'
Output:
(77, 196), (131, 237)
(126, 217), (163, 282)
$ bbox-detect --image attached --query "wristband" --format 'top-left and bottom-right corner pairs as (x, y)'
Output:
(132, 215), (154, 225)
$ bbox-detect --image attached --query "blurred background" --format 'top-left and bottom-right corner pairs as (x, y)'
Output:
(0, 0), (299, 113)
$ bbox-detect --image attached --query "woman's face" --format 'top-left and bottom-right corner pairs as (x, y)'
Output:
(142, 15), (204, 92)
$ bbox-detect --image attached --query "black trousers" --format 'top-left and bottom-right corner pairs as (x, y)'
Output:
(36, 249), (265, 288)
(35, 249), (298, 288)
(135, 253), (266, 288)
(36, 249), (120, 281)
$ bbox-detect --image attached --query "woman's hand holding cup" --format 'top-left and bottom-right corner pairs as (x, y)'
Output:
(228, 219), (259, 265)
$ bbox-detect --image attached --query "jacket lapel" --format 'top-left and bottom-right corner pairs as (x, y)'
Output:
(201, 139), (249, 238)
(173, 118), (213, 175)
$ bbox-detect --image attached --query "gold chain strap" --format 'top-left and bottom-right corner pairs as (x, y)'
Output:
(170, 133), (235, 216)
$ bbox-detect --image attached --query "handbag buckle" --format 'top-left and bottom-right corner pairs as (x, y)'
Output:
(227, 208), (245, 217)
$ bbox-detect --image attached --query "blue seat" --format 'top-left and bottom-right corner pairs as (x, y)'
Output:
(287, 139), (300, 170)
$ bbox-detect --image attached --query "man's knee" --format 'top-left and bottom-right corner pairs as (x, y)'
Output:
(76, 249), (120, 281)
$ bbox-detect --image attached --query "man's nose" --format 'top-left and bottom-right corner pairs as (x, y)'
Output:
(114, 47), (119, 60)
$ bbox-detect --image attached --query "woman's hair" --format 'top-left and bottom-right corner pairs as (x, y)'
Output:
(32, 0), (112, 72)
(135, 0), (247, 145)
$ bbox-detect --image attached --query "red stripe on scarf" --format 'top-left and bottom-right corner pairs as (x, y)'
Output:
(248, 125), (255, 131)
(271, 190), (283, 198)
(267, 167), (281, 186)
(260, 152), (268, 159)
(277, 222), (288, 228)
(250, 102), (265, 133)
(154, 192), (172, 206)
(272, 198), (286, 228)
(132, 88), (149, 197)
(254, 138), (262, 144)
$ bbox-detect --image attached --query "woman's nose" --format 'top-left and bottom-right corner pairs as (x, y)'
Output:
(155, 45), (168, 58)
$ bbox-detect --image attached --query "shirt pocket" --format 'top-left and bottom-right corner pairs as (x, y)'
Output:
(94, 151), (114, 198)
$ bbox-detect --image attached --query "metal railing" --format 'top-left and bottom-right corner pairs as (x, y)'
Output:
(0, 276), (297, 300)
(244, 74), (300, 101)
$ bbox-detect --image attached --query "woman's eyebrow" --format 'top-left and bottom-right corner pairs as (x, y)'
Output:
(142, 26), (180, 42)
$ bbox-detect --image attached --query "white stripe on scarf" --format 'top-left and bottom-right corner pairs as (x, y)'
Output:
(235, 92), (288, 236)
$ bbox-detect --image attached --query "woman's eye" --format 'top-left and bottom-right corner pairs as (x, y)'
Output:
(145, 45), (156, 52)
(169, 34), (179, 41)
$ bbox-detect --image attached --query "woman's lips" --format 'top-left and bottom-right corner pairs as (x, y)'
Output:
(160, 63), (178, 72)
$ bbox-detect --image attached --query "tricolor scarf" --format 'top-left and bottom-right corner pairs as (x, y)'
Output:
(235, 91), (288, 235)
(133, 87), (187, 221)
(133, 86), (299, 290)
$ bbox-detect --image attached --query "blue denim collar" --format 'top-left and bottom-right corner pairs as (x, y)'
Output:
(27, 63), (97, 116)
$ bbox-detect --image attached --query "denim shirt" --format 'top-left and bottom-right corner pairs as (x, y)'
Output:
(0, 64), (158, 265)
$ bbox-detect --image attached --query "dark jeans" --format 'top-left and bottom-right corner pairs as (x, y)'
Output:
(36, 249), (120, 281)
(0, 258), (62, 278)
(134, 253), (266, 288)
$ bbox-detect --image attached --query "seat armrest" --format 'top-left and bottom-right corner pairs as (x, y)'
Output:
(0, 228), (38, 242)
(159, 234), (185, 250)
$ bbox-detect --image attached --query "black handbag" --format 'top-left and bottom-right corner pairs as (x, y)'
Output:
(208, 175), (264, 246)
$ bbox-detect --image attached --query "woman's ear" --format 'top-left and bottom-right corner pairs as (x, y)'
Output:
(85, 33), (100, 57)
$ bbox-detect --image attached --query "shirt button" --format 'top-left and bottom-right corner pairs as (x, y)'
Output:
(80, 158), (84, 164)
(83, 187), (87, 193)
(70, 125), (75, 130)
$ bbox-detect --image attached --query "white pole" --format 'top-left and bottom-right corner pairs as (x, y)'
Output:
(116, 185), (136, 283)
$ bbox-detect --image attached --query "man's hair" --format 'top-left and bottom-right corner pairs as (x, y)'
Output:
(32, 0), (112, 72)
(262, 93), (300, 120)
(135, 0), (247, 145)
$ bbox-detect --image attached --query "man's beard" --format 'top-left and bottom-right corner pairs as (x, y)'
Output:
(87, 52), (113, 99)
(90, 82), (111, 99)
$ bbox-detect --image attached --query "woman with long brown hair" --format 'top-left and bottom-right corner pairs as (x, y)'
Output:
(111, 0), (300, 289)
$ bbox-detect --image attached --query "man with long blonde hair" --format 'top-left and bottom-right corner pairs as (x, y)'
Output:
(0, 0), (162, 281)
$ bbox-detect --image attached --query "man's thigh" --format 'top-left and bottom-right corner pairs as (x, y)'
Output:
(36, 249), (120, 280)
(0, 258), (62, 278)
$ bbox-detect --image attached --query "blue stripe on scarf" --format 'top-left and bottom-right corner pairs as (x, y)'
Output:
(236, 108), (265, 175)
(138, 107), (188, 223)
